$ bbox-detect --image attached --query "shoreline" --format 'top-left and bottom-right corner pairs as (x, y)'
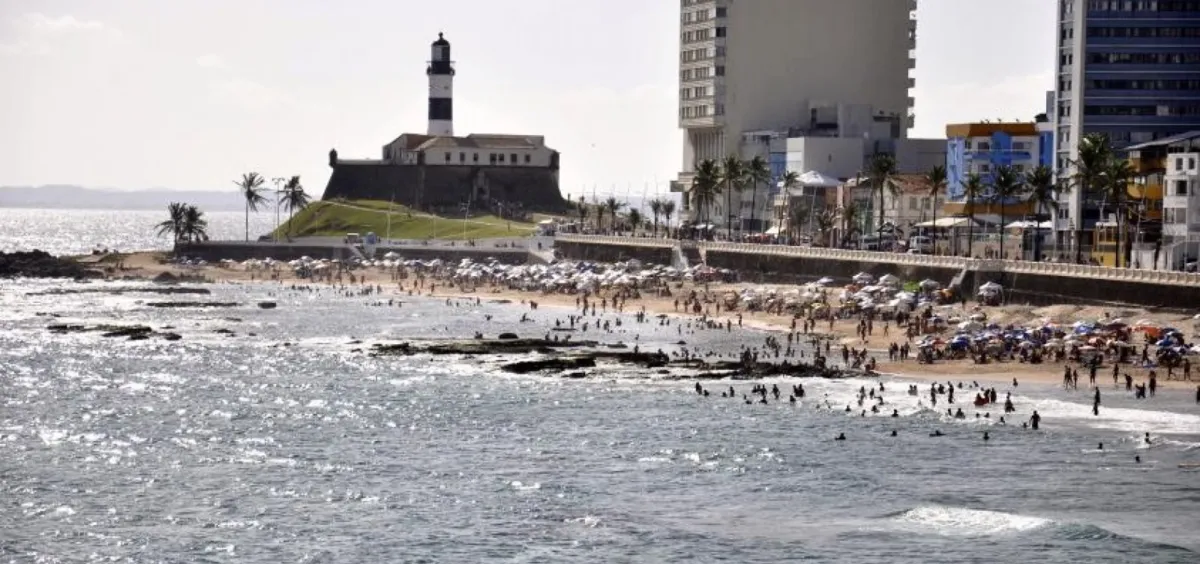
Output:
(76, 251), (1200, 392)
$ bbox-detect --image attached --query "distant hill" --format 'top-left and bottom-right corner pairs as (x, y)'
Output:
(0, 185), (247, 211)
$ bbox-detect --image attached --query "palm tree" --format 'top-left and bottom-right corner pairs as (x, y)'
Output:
(989, 165), (1026, 260)
(786, 203), (809, 241)
(868, 153), (899, 235)
(661, 200), (676, 233)
(839, 202), (863, 249)
(745, 156), (771, 233)
(648, 199), (664, 236)
(1102, 159), (1135, 267)
(691, 159), (722, 226)
(594, 197), (605, 232)
(962, 173), (986, 257)
(815, 208), (838, 247)
(282, 175), (310, 238)
(603, 197), (624, 232)
(923, 165), (947, 254)
(719, 155), (745, 234)
(778, 170), (800, 234)
(1025, 165), (1057, 261)
(180, 205), (210, 243)
(235, 172), (267, 241)
(155, 202), (188, 249)
(1067, 133), (1113, 263)
(575, 195), (589, 229)
(627, 208), (643, 235)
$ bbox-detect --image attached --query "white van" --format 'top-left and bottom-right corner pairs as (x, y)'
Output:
(908, 236), (934, 254)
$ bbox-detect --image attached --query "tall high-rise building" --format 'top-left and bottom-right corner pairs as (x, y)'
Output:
(672, 0), (917, 226)
(1053, 0), (1200, 257)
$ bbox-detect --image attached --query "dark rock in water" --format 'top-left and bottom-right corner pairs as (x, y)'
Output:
(347, 339), (363, 345)
(127, 333), (150, 341)
(28, 286), (210, 296)
(152, 272), (179, 283)
(496, 332), (519, 340)
(563, 372), (587, 379)
(551, 327), (576, 332)
(160, 332), (183, 341)
(370, 338), (597, 357)
(213, 328), (235, 335)
(502, 357), (597, 374)
(101, 326), (153, 339)
(258, 302), (277, 309)
(489, 299), (513, 304)
(606, 343), (628, 349)
(146, 301), (239, 308)
(0, 250), (101, 279)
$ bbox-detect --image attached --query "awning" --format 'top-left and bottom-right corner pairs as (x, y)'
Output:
(764, 226), (781, 235)
(1004, 220), (1053, 229)
(914, 216), (984, 228)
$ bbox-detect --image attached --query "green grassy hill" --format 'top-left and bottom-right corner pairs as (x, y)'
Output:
(274, 200), (541, 240)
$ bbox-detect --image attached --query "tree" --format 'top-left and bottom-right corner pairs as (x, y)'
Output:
(648, 199), (664, 236)
(815, 208), (838, 247)
(180, 205), (210, 243)
(745, 156), (771, 233)
(282, 175), (310, 238)
(923, 165), (947, 254)
(840, 202), (862, 249)
(691, 159), (722, 226)
(778, 170), (800, 233)
(962, 173), (986, 257)
(661, 200), (676, 233)
(868, 153), (899, 235)
(719, 155), (745, 234)
(1103, 159), (1135, 267)
(576, 195), (589, 228)
(989, 165), (1026, 260)
(603, 197), (624, 232)
(1025, 165), (1057, 261)
(235, 172), (267, 241)
(1067, 133), (1113, 263)
(786, 202), (809, 241)
(155, 202), (188, 249)
(627, 208), (643, 235)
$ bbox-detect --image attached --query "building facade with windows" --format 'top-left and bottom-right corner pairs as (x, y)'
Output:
(1124, 131), (1200, 270)
(1053, 0), (1200, 257)
(672, 0), (917, 228)
(945, 121), (1055, 201)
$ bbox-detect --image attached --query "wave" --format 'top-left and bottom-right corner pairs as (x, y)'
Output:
(888, 505), (1051, 536)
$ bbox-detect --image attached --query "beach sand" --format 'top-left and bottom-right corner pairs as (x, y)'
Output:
(104, 251), (1199, 390)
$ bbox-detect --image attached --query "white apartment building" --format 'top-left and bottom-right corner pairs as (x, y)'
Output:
(1161, 149), (1200, 270)
(672, 0), (917, 229)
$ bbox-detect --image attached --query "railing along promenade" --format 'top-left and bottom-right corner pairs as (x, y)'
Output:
(555, 234), (1200, 287)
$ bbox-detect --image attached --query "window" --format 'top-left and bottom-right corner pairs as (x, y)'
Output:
(980, 164), (992, 173)
(909, 198), (919, 210)
(444, 152), (451, 162)
(499, 153), (505, 163)
(1176, 158), (1183, 170)
(1176, 180), (1188, 195)
(489, 153), (496, 164)
(510, 153), (518, 163)
(459, 152), (466, 163)
(524, 154), (531, 164)
(1190, 158), (1196, 170)
(473, 153), (479, 163)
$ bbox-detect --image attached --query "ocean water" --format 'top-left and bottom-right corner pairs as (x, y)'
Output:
(0, 208), (279, 256)
(1, 278), (1198, 563)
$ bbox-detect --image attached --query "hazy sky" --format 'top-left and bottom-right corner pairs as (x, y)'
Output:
(0, 0), (1055, 198)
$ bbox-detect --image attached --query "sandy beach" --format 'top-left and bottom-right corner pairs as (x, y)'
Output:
(101, 251), (1199, 390)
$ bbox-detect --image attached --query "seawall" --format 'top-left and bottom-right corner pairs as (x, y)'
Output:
(554, 235), (1200, 311)
(175, 242), (530, 264)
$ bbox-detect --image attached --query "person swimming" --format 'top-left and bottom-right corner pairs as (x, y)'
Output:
(835, 433), (846, 441)
(930, 430), (944, 437)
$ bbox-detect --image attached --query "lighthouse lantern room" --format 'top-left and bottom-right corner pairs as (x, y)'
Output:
(427, 32), (455, 136)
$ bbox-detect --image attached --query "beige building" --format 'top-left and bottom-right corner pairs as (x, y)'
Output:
(673, 0), (917, 227)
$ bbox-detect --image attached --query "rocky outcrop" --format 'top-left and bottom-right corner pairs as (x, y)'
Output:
(370, 338), (598, 357)
(47, 323), (182, 341)
(27, 286), (210, 296)
(0, 250), (101, 279)
(146, 301), (239, 308)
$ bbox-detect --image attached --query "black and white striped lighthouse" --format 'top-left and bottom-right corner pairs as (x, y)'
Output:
(427, 32), (454, 136)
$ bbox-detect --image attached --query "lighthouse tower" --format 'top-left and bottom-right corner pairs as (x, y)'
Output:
(427, 32), (454, 136)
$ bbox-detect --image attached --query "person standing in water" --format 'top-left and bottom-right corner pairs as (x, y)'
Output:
(1029, 410), (1041, 430)
(1093, 388), (1101, 416)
